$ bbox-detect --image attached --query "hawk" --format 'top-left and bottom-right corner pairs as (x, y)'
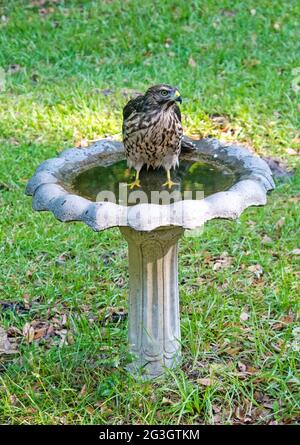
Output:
(122, 84), (183, 189)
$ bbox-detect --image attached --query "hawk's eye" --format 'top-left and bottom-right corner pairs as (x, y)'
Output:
(160, 90), (168, 96)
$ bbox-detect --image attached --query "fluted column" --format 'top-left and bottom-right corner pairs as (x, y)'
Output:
(120, 226), (184, 378)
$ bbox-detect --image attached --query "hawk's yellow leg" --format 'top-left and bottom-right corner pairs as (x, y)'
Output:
(163, 169), (178, 189)
(128, 170), (141, 189)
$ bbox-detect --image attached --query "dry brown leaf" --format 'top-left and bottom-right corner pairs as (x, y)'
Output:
(85, 406), (95, 415)
(100, 307), (128, 324)
(26, 406), (37, 414)
(272, 314), (294, 330)
(23, 293), (30, 310)
(288, 195), (300, 203)
(225, 346), (241, 356)
(213, 251), (233, 271)
(275, 217), (285, 229)
(33, 326), (48, 340)
(9, 394), (20, 406)
(237, 362), (247, 373)
(212, 404), (221, 413)
(197, 377), (215, 386)
(23, 323), (35, 343)
(0, 327), (19, 355)
(75, 138), (89, 148)
(7, 327), (22, 337)
(79, 384), (87, 398)
(261, 235), (272, 245)
(248, 264), (263, 278)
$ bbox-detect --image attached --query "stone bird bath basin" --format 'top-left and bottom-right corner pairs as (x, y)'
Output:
(26, 137), (274, 378)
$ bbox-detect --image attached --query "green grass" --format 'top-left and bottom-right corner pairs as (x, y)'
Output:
(0, 0), (299, 425)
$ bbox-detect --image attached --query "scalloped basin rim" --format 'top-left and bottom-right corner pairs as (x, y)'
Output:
(26, 137), (275, 232)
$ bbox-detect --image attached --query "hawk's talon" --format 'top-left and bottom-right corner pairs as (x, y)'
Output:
(128, 179), (141, 189)
(162, 179), (178, 189)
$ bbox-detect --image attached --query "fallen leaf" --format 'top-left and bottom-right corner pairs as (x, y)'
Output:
(197, 377), (215, 386)
(26, 268), (34, 278)
(272, 315), (295, 330)
(0, 327), (19, 355)
(79, 384), (87, 398)
(188, 56), (197, 68)
(237, 362), (247, 373)
(161, 397), (173, 405)
(275, 217), (285, 229)
(85, 406), (95, 415)
(212, 404), (221, 413)
(248, 264), (263, 278)
(23, 293), (30, 310)
(224, 346), (241, 356)
(75, 138), (89, 148)
(23, 323), (35, 343)
(100, 307), (128, 324)
(9, 394), (20, 406)
(286, 148), (298, 155)
(261, 235), (272, 245)
(26, 407), (37, 414)
(288, 195), (300, 203)
(220, 9), (236, 17)
(94, 401), (113, 415)
(240, 311), (249, 322)
(213, 251), (233, 271)
(7, 327), (22, 337)
(0, 300), (29, 313)
(33, 326), (48, 340)
(290, 248), (300, 255)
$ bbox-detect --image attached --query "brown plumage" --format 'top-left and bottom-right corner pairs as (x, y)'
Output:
(122, 84), (183, 189)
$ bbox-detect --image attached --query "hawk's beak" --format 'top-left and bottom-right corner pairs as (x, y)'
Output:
(174, 90), (182, 103)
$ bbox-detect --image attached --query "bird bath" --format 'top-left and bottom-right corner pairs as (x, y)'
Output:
(26, 137), (274, 378)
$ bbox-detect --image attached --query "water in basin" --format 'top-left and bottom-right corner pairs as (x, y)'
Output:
(71, 159), (235, 206)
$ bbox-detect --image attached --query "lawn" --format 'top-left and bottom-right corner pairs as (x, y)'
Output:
(0, 0), (299, 425)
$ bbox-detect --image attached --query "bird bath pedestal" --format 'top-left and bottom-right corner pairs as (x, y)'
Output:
(26, 137), (274, 378)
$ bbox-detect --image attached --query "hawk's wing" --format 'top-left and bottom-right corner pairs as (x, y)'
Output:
(122, 95), (145, 138)
(123, 95), (145, 121)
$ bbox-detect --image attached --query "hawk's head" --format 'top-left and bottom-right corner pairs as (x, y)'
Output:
(145, 84), (182, 105)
